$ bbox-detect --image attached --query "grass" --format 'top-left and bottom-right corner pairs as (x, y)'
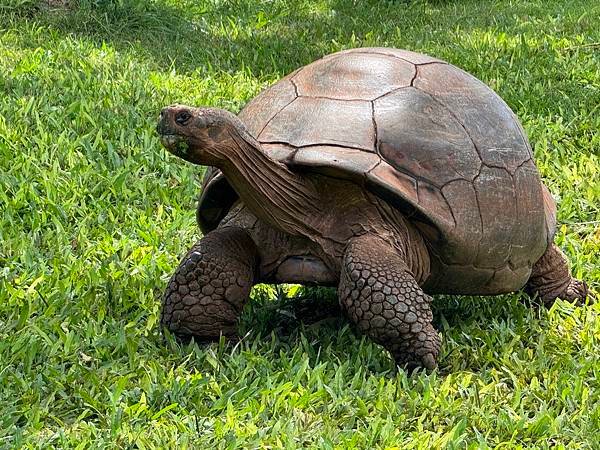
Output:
(0, 0), (599, 447)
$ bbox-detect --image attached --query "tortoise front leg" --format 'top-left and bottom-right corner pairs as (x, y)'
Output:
(526, 243), (589, 306)
(161, 226), (258, 341)
(339, 235), (441, 371)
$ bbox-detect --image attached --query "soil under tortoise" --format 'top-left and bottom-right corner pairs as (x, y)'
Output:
(156, 47), (589, 370)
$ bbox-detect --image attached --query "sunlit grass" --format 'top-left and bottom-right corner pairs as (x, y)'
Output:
(1, 0), (599, 447)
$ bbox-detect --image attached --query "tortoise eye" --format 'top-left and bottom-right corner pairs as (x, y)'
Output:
(175, 111), (192, 126)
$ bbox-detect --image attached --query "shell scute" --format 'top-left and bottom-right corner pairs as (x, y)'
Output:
(259, 97), (374, 150)
(439, 179), (482, 266)
(293, 52), (415, 101)
(238, 79), (297, 138)
(414, 64), (531, 174)
(373, 87), (481, 186)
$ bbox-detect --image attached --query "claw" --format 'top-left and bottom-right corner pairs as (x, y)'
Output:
(564, 279), (593, 305)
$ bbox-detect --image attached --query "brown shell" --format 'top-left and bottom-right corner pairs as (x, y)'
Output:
(198, 48), (552, 293)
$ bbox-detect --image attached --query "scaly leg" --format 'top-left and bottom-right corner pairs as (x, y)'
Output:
(525, 243), (589, 306)
(161, 226), (258, 340)
(338, 235), (441, 371)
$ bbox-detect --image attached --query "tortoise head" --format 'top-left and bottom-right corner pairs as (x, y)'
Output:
(157, 105), (248, 166)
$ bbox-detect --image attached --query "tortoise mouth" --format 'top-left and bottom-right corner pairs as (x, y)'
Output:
(159, 133), (193, 159)
(159, 133), (180, 150)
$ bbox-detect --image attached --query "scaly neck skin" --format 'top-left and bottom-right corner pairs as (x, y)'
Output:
(211, 129), (322, 239)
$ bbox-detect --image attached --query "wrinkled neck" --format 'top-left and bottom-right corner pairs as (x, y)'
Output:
(214, 130), (321, 238)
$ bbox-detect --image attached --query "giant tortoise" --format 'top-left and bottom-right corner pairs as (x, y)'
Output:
(156, 48), (588, 370)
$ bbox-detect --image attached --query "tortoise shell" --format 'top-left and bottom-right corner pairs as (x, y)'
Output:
(197, 48), (552, 292)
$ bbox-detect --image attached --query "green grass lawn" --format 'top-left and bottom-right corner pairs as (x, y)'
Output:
(1, 0), (599, 447)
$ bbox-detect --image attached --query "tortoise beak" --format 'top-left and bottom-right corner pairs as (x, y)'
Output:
(156, 108), (182, 151)
(160, 134), (179, 149)
(156, 107), (172, 136)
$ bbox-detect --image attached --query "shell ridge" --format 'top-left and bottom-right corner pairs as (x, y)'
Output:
(506, 166), (518, 269)
(297, 95), (373, 103)
(262, 140), (370, 153)
(409, 65), (418, 87)
(378, 160), (441, 189)
(333, 48), (447, 67)
(370, 101), (378, 153)
(372, 86), (412, 101)
(422, 182), (457, 228)
(438, 191), (457, 229)
(330, 49), (417, 66)
(289, 76), (300, 96)
(480, 157), (533, 176)
(470, 170), (486, 267)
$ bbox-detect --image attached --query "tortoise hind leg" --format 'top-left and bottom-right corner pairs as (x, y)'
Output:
(525, 243), (589, 306)
(338, 235), (441, 371)
(161, 226), (258, 341)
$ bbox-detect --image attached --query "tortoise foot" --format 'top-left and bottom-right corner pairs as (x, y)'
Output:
(161, 227), (258, 341)
(339, 235), (441, 372)
(526, 243), (591, 307)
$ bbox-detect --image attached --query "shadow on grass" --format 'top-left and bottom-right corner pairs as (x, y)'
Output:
(240, 286), (343, 337)
(8, 0), (471, 77)
(240, 285), (533, 336)
(231, 285), (538, 374)
(11, 0), (597, 126)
